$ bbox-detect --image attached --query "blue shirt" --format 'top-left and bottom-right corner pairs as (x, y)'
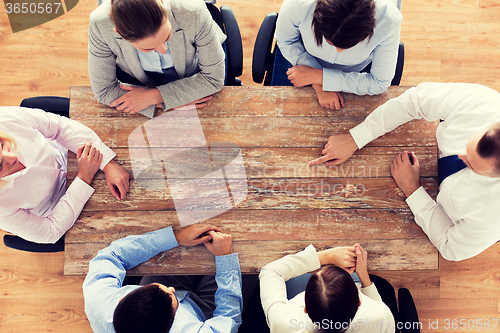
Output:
(82, 226), (243, 333)
(275, 0), (402, 95)
(136, 42), (175, 73)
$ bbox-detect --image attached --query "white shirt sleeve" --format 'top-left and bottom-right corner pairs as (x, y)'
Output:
(360, 282), (383, 302)
(18, 107), (116, 169)
(0, 177), (94, 243)
(274, 0), (322, 69)
(259, 245), (320, 328)
(348, 82), (468, 149)
(405, 186), (491, 261)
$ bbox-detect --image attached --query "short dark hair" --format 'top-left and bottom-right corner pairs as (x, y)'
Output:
(477, 123), (500, 175)
(113, 284), (175, 333)
(111, 0), (167, 41)
(304, 265), (359, 333)
(311, 0), (376, 49)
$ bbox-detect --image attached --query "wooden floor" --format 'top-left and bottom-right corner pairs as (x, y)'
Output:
(1, 0), (500, 331)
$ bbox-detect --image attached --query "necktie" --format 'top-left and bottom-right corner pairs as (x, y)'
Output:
(438, 155), (467, 185)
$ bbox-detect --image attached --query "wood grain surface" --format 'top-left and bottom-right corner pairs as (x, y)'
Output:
(64, 85), (439, 275)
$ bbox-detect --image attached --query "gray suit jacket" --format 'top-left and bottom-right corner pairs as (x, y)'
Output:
(88, 0), (227, 118)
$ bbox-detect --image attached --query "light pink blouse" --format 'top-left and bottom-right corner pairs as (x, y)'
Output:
(0, 107), (115, 243)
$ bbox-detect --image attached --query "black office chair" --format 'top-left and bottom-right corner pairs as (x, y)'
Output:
(2, 96), (70, 253)
(20, 96), (70, 117)
(3, 234), (65, 252)
(252, 12), (404, 86)
(206, 3), (243, 86)
(398, 287), (420, 333)
(370, 275), (420, 333)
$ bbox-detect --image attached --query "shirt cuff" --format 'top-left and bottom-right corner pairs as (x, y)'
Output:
(302, 244), (321, 271)
(156, 226), (180, 252)
(322, 68), (342, 91)
(405, 186), (434, 223)
(99, 146), (117, 171)
(215, 253), (240, 273)
(349, 122), (375, 149)
(67, 177), (96, 203)
(360, 282), (382, 302)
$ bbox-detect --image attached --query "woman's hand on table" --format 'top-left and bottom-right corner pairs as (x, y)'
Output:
(172, 96), (213, 110)
(312, 84), (344, 110)
(103, 160), (130, 200)
(354, 243), (372, 288)
(317, 245), (356, 274)
(77, 142), (103, 185)
(286, 65), (322, 87)
(110, 85), (163, 114)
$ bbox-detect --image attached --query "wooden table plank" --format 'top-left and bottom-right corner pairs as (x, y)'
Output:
(71, 116), (438, 149)
(70, 86), (414, 119)
(63, 238), (438, 276)
(68, 146), (438, 179)
(75, 177), (437, 211)
(65, 209), (427, 244)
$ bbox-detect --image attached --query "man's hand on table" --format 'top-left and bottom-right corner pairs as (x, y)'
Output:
(174, 224), (221, 247)
(317, 245), (357, 274)
(390, 150), (421, 197)
(103, 160), (130, 200)
(308, 133), (358, 167)
(204, 231), (233, 256)
(110, 85), (163, 114)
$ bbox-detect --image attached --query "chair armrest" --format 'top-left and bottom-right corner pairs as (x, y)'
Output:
(391, 41), (405, 86)
(220, 6), (243, 78)
(252, 12), (278, 84)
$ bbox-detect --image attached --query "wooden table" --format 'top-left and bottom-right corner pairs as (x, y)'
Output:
(64, 86), (439, 276)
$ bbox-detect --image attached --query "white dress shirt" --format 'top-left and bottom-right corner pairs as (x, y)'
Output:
(259, 245), (395, 333)
(275, 0), (402, 95)
(349, 82), (500, 261)
(0, 107), (116, 243)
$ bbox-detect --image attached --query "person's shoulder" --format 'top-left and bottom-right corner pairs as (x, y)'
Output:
(354, 292), (395, 327)
(374, 0), (403, 26)
(168, 0), (205, 14)
(90, 0), (112, 24)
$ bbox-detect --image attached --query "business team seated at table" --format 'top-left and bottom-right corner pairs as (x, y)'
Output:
(1, 0), (499, 332)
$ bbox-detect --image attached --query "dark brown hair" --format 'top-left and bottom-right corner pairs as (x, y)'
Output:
(111, 0), (167, 41)
(113, 284), (175, 333)
(477, 123), (500, 175)
(304, 265), (359, 333)
(311, 0), (376, 49)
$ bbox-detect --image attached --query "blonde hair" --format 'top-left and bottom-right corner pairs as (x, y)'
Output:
(0, 130), (18, 187)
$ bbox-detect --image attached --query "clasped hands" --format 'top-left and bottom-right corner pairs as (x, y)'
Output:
(317, 243), (371, 287)
(174, 224), (233, 257)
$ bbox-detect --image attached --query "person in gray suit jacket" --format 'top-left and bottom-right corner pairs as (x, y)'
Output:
(89, 0), (227, 118)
